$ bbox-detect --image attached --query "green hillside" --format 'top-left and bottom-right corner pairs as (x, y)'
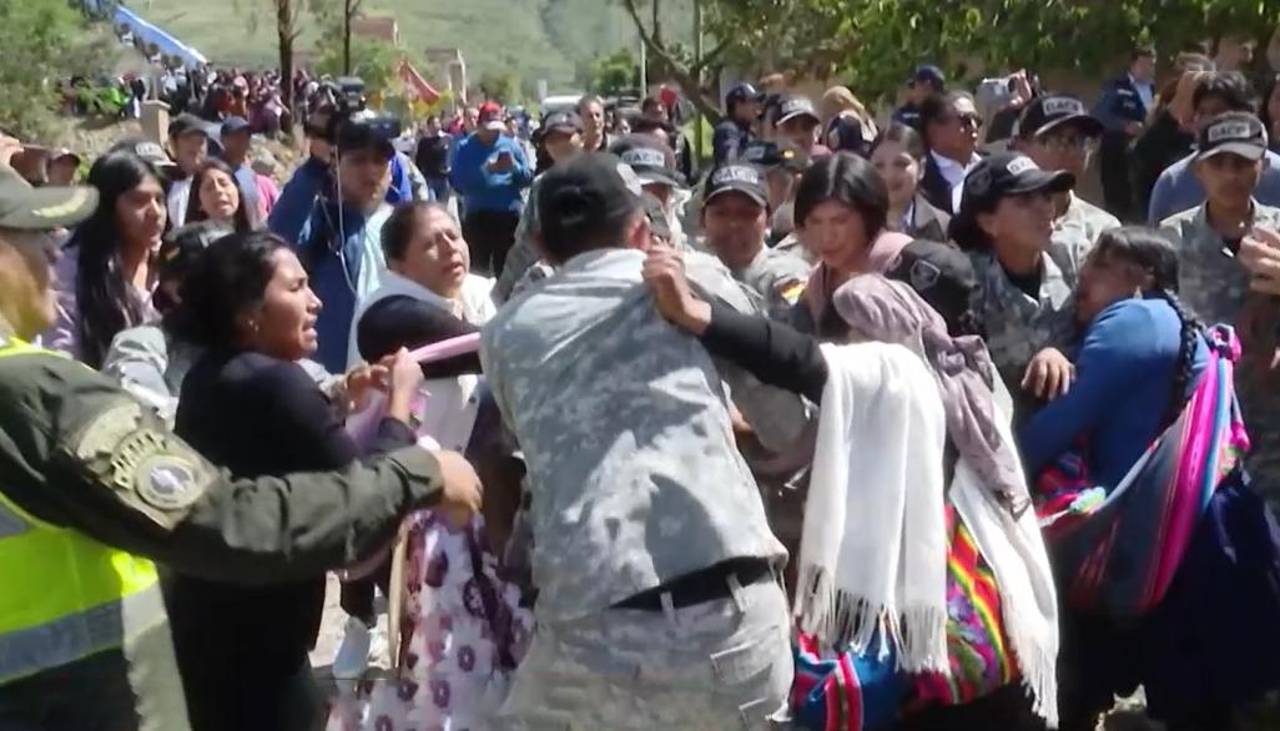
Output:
(129, 0), (693, 93)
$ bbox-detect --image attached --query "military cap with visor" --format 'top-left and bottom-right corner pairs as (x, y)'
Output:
(1195, 111), (1269, 163)
(702, 162), (770, 208)
(1016, 94), (1103, 138)
(0, 162), (97, 230)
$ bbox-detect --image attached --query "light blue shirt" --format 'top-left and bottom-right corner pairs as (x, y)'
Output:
(1129, 74), (1154, 115)
(1147, 149), (1280, 224)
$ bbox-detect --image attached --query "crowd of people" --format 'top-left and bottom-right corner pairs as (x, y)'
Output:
(3, 30), (1280, 731)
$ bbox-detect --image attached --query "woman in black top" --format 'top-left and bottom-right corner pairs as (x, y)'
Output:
(167, 231), (424, 731)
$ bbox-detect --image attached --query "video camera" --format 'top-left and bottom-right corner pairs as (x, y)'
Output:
(307, 76), (402, 146)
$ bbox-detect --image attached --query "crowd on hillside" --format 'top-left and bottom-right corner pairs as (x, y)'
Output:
(4, 28), (1280, 731)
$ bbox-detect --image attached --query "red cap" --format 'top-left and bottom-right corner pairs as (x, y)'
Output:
(478, 102), (505, 130)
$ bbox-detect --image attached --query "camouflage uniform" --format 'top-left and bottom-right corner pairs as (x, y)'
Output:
(1048, 192), (1119, 282)
(493, 175), (547, 305)
(731, 245), (813, 321)
(969, 250), (1077, 420)
(1159, 200), (1280, 506)
(482, 248), (803, 728)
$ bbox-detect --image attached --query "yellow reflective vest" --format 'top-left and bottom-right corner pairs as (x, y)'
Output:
(0, 338), (164, 684)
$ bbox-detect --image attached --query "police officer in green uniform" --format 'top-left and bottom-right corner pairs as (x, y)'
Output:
(0, 153), (482, 730)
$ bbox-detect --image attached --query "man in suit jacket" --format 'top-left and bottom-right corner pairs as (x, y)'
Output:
(920, 91), (984, 215)
(1093, 46), (1157, 220)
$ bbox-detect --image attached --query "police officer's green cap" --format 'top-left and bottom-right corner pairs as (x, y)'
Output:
(0, 162), (97, 230)
(703, 162), (769, 208)
(1016, 94), (1103, 139)
(1195, 111), (1268, 163)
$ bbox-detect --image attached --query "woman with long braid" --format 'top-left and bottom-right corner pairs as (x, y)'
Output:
(1019, 227), (1280, 731)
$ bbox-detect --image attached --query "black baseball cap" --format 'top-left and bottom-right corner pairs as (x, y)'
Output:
(336, 117), (396, 159)
(910, 64), (946, 89)
(609, 134), (685, 188)
(726, 82), (764, 108)
(1195, 111), (1268, 162)
(108, 138), (177, 170)
(776, 95), (820, 126)
(957, 152), (1075, 214)
(537, 152), (644, 246)
(540, 111), (582, 137)
(0, 163), (97, 230)
(169, 113), (212, 140)
(703, 162), (769, 208)
(1017, 94), (1103, 138)
(743, 139), (809, 173)
(885, 239), (978, 335)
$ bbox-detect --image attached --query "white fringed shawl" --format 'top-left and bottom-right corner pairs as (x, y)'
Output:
(794, 341), (950, 673)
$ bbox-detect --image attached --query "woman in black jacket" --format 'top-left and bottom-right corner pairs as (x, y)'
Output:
(166, 231), (423, 731)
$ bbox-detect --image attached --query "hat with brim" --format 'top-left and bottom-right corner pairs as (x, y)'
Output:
(1198, 142), (1267, 162)
(336, 119), (396, 159)
(1033, 113), (1104, 139)
(1005, 167), (1075, 196)
(108, 138), (178, 171)
(611, 135), (687, 189)
(776, 96), (820, 127)
(704, 163), (769, 208)
(0, 163), (97, 230)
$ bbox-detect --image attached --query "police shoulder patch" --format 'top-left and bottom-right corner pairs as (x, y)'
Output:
(69, 400), (212, 530)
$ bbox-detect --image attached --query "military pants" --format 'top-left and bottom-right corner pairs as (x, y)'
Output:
(498, 575), (793, 730)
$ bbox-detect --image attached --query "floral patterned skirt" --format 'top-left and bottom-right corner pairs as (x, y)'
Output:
(326, 511), (533, 731)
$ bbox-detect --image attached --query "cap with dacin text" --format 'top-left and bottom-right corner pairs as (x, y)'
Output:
(539, 111), (583, 138)
(957, 151), (1075, 215)
(609, 134), (685, 189)
(1195, 111), (1268, 163)
(0, 162), (98, 230)
(776, 94), (820, 126)
(1016, 94), (1103, 139)
(703, 162), (769, 208)
(109, 138), (177, 171)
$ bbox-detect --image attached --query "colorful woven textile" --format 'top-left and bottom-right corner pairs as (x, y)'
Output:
(789, 509), (1017, 730)
(1034, 325), (1250, 618)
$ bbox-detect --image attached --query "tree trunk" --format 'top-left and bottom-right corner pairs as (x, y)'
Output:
(277, 0), (295, 132)
(343, 0), (353, 76)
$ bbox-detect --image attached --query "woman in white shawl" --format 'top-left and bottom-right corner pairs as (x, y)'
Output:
(642, 240), (1058, 730)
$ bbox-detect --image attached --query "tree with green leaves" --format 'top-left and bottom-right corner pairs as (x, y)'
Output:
(591, 48), (640, 97)
(622, 0), (1280, 109)
(0, 0), (116, 139)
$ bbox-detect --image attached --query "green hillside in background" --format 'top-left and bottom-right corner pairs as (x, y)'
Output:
(130, 0), (693, 94)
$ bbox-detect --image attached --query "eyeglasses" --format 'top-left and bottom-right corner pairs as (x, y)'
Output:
(945, 113), (983, 129)
(1037, 134), (1098, 154)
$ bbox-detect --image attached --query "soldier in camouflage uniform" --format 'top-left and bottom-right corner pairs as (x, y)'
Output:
(950, 152), (1080, 420)
(700, 162), (812, 320)
(1012, 94), (1121, 283)
(483, 154), (804, 730)
(493, 110), (584, 305)
(1159, 111), (1280, 506)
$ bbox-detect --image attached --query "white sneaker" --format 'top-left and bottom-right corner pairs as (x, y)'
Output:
(367, 617), (390, 669)
(332, 615), (372, 680)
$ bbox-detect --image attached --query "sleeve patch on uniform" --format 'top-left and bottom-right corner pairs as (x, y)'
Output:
(68, 401), (213, 529)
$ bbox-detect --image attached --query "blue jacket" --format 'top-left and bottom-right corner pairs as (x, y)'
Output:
(268, 157), (384, 373)
(1019, 298), (1207, 487)
(1148, 149), (1280, 224)
(448, 133), (532, 215)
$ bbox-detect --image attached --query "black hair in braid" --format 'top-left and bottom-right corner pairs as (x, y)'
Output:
(1093, 226), (1204, 427)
